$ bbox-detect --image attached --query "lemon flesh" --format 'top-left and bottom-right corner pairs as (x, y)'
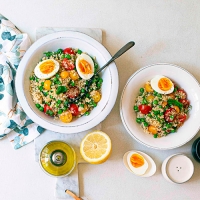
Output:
(80, 131), (112, 164)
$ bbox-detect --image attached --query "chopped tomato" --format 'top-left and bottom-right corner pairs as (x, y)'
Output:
(138, 105), (152, 114)
(62, 58), (75, 70)
(69, 104), (79, 116)
(164, 108), (177, 122)
(63, 48), (76, 55)
(179, 99), (190, 108)
(176, 89), (187, 99)
(44, 104), (53, 115)
(66, 86), (80, 99)
(177, 113), (187, 123)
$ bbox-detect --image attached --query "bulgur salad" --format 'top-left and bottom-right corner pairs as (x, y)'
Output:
(29, 47), (103, 123)
(134, 75), (191, 138)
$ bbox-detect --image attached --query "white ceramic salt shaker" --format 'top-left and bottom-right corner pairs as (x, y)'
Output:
(161, 154), (194, 184)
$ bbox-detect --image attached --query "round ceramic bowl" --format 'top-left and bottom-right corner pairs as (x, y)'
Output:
(15, 31), (118, 133)
(120, 63), (200, 150)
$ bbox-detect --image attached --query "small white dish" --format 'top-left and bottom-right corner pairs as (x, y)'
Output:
(161, 154), (194, 184)
(123, 150), (156, 177)
(120, 63), (200, 149)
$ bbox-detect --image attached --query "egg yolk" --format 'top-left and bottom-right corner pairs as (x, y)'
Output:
(78, 59), (92, 74)
(130, 153), (145, 168)
(39, 60), (55, 74)
(158, 78), (172, 91)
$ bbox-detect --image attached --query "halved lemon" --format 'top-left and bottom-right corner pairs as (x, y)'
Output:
(80, 131), (112, 164)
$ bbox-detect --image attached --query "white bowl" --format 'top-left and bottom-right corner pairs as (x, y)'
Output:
(120, 63), (200, 150)
(15, 31), (118, 133)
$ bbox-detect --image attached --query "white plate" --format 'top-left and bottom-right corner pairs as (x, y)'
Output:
(123, 150), (156, 177)
(15, 31), (119, 133)
(120, 63), (200, 150)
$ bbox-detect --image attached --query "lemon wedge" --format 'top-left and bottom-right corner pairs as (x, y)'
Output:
(80, 131), (112, 164)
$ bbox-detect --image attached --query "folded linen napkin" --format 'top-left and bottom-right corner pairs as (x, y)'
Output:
(0, 14), (44, 149)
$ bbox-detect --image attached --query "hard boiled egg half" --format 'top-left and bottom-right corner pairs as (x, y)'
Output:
(34, 59), (60, 79)
(127, 152), (148, 176)
(76, 53), (94, 80)
(150, 75), (174, 94)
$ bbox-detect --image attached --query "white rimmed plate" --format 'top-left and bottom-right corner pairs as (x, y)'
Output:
(120, 63), (200, 150)
(15, 31), (119, 133)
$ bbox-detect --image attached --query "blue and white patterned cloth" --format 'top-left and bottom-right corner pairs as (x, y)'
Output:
(0, 14), (44, 149)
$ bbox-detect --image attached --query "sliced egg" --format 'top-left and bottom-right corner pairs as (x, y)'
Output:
(150, 75), (174, 94)
(34, 59), (60, 79)
(127, 152), (148, 176)
(76, 53), (94, 80)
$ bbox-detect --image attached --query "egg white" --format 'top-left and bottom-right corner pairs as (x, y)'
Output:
(127, 152), (149, 176)
(150, 75), (174, 94)
(34, 59), (60, 79)
(76, 53), (94, 80)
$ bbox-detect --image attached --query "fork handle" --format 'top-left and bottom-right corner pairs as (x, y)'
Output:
(65, 190), (82, 200)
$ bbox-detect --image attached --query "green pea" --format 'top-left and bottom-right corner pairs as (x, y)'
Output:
(81, 88), (86, 93)
(143, 122), (149, 127)
(56, 74), (60, 78)
(64, 100), (69, 107)
(141, 118), (145, 122)
(133, 105), (139, 112)
(170, 115), (174, 120)
(43, 92), (48, 97)
(86, 93), (90, 98)
(57, 100), (62, 104)
(57, 49), (63, 54)
(142, 99), (147, 104)
(160, 112), (164, 116)
(153, 110), (159, 115)
(92, 102), (97, 107)
(140, 88), (144, 93)
(84, 111), (90, 116)
(70, 81), (75, 86)
(50, 95), (53, 99)
(166, 123), (172, 128)
(39, 107), (44, 112)
(80, 104), (84, 108)
(56, 81), (62, 85)
(98, 78), (103, 83)
(170, 129), (176, 133)
(159, 105), (162, 108)
(35, 104), (41, 109)
(162, 128), (166, 131)
(36, 78), (39, 82)
(157, 94), (162, 98)
(56, 103), (60, 108)
(136, 118), (141, 123)
(61, 54), (65, 59)
(65, 54), (71, 59)
(47, 110), (54, 116)
(58, 109), (63, 114)
(173, 87), (178, 92)
(77, 49), (82, 54)
(147, 114), (152, 118)
(53, 77), (58, 82)
(153, 91), (157, 96)
(154, 134), (158, 138)
(63, 106), (67, 111)
(41, 82), (44, 86)
(153, 100), (158, 105)
(46, 102), (51, 106)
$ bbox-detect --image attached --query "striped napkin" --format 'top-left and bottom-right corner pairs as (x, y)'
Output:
(0, 14), (44, 149)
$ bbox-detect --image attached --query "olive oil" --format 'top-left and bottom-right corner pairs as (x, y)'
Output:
(39, 141), (76, 177)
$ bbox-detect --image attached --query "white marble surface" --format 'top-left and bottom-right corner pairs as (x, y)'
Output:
(1, 1), (200, 200)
